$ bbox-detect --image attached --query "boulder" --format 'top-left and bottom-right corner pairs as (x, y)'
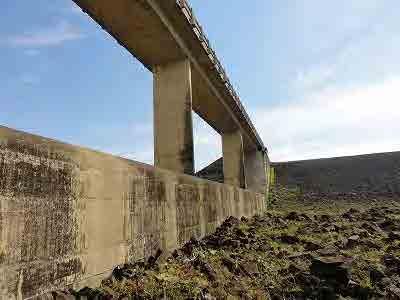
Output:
(311, 256), (352, 285)
(303, 241), (322, 251)
(279, 234), (300, 244)
(345, 235), (360, 248)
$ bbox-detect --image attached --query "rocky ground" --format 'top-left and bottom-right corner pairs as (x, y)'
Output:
(48, 189), (400, 299)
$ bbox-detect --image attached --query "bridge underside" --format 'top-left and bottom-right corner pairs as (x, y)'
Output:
(73, 0), (269, 193)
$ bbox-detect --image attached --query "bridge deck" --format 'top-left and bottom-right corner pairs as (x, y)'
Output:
(72, 0), (266, 151)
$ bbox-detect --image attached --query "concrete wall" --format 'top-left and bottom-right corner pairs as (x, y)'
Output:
(272, 152), (400, 196)
(0, 126), (265, 299)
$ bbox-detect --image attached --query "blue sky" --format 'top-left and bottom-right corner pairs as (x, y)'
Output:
(1, 1), (400, 169)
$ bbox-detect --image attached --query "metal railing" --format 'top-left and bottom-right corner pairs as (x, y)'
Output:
(176, 0), (267, 153)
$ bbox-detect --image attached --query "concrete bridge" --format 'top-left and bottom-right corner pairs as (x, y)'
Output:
(72, 0), (269, 193)
(0, 1), (269, 298)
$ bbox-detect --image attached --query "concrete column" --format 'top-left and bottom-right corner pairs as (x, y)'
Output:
(245, 150), (267, 194)
(153, 59), (194, 175)
(222, 131), (246, 188)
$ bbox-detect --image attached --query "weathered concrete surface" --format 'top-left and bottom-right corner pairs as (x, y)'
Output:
(245, 150), (268, 195)
(272, 152), (400, 197)
(222, 131), (246, 189)
(0, 126), (265, 299)
(154, 59), (194, 175)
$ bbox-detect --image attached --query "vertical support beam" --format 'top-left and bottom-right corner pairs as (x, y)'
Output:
(154, 59), (194, 175)
(222, 131), (246, 188)
(245, 150), (268, 194)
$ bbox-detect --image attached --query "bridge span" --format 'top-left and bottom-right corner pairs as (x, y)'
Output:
(73, 0), (269, 193)
(0, 2), (270, 297)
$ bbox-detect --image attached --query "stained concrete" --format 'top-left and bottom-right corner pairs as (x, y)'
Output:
(245, 150), (268, 194)
(222, 131), (246, 189)
(153, 59), (194, 175)
(0, 126), (265, 299)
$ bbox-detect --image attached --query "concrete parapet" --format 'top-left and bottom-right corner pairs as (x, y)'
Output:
(0, 126), (265, 299)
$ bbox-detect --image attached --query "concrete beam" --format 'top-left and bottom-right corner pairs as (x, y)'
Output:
(222, 131), (246, 188)
(245, 150), (267, 194)
(72, 0), (266, 153)
(154, 59), (194, 175)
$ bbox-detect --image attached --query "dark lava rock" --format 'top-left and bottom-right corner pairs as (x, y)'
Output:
(387, 285), (400, 299)
(369, 265), (386, 285)
(222, 256), (237, 274)
(322, 224), (337, 233)
(193, 258), (217, 282)
(111, 266), (124, 281)
(222, 216), (240, 228)
(383, 254), (400, 275)
(52, 291), (75, 300)
(279, 234), (300, 244)
(286, 211), (301, 221)
(344, 235), (360, 248)
(378, 219), (398, 232)
(147, 248), (162, 268)
(319, 214), (334, 222)
(342, 209), (360, 220)
(387, 243), (400, 253)
(361, 222), (384, 235)
(295, 272), (320, 290)
(344, 280), (371, 300)
(310, 256), (352, 285)
(240, 216), (248, 223)
(389, 231), (400, 241)
(72, 287), (106, 299)
(182, 237), (200, 256)
(303, 241), (322, 251)
(316, 285), (337, 300)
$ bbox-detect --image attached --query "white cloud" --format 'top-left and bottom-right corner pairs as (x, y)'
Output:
(254, 77), (400, 162)
(7, 20), (84, 47)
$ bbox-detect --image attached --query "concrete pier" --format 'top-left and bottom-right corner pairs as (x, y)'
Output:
(222, 131), (246, 188)
(245, 150), (268, 194)
(154, 60), (194, 174)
